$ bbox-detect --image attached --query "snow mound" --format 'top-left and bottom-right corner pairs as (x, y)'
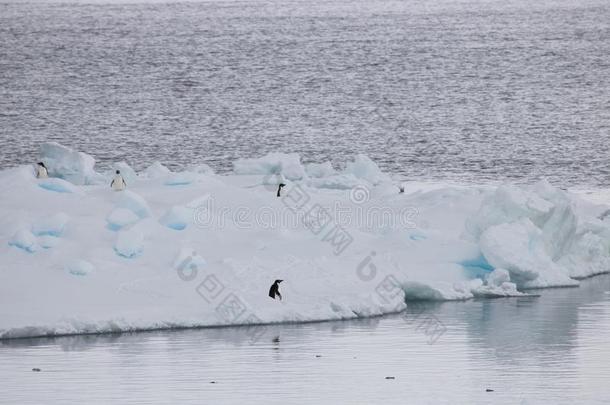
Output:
(114, 190), (151, 219)
(39, 142), (101, 185)
(38, 235), (60, 249)
(38, 178), (80, 194)
(141, 162), (171, 179)
(309, 173), (363, 190)
(66, 260), (95, 276)
(8, 229), (39, 253)
(234, 153), (306, 180)
(173, 248), (207, 272)
(32, 213), (70, 237)
(165, 171), (198, 186)
(305, 162), (336, 178)
(106, 208), (140, 231)
(344, 154), (391, 185)
(113, 228), (144, 258)
(159, 206), (192, 230)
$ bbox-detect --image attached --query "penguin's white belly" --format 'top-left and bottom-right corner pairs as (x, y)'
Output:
(37, 167), (48, 179)
(112, 177), (126, 191)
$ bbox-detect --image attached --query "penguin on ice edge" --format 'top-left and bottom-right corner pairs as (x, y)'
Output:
(276, 183), (286, 197)
(269, 280), (283, 300)
(36, 162), (48, 179)
(111, 170), (127, 191)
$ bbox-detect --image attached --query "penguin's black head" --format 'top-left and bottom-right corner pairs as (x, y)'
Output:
(37, 162), (45, 168)
(116, 170), (121, 174)
(275, 279), (283, 284)
(279, 183), (286, 188)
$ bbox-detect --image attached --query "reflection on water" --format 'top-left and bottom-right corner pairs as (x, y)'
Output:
(1, 276), (609, 404)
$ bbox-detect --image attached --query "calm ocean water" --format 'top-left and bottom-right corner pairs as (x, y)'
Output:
(1, 275), (609, 404)
(0, 0), (609, 186)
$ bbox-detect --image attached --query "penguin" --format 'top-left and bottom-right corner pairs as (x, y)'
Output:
(110, 170), (127, 191)
(268, 279), (283, 300)
(399, 185), (405, 194)
(36, 162), (48, 179)
(276, 183), (286, 197)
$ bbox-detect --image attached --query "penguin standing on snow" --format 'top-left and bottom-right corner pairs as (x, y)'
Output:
(276, 183), (286, 197)
(36, 162), (48, 179)
(268, 280), (283, 300)
(110, 170), (127, 191)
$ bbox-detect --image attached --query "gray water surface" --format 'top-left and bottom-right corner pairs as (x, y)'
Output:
(1, 274), (609, 404)
(1, 0), (609, 186)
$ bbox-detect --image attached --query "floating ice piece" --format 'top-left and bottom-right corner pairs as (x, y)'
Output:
(114, 228), (144, 258)
(141, 162), (171, 179)
(114, 190), (151, 218)
(66, 260), (95, 276)
(234, 153), (306, 180)
(32, 213), (69, 237)
(343, 154), (391, 185)
(106, 208), (140, 231)
(39, 142), (102, 185)
(305, 162), (335, 178)
(38, 178), (79, 194)
(471, 269), (525, 297)
(8, 229), (39, 253)
(159, 206), (192, 230)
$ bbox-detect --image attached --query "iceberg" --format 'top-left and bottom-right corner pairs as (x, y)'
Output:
(1, 144), (610, 339)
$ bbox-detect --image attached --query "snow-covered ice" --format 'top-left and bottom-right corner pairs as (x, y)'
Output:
(39, 142), (102, 185)
(65, 259), (95, 276)
(32, 213), (70, 237)
(114, 228), (145, 258)
(1, 143), (610, 339)
(106, 208), (140, 231)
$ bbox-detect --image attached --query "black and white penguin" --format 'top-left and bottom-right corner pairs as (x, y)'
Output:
(36, 162), (48, 179)
(268, 279), (283, 300)
(111, 170), (127, 191)
(276, 183), (286, 197)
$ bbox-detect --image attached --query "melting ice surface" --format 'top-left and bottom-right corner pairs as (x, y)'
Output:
(1, 143), (610, 340)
